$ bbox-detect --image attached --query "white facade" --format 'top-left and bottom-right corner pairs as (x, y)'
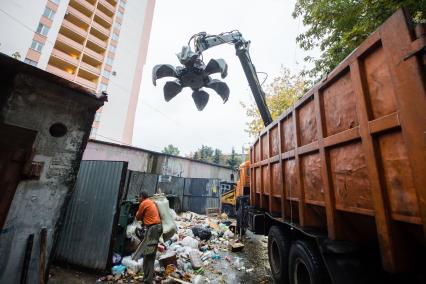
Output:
(97, 0), (149, 144)
(0, 0), (45, 58)
(0, 0), (155, 145)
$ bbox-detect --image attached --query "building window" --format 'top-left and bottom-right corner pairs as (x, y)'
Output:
(108, 45), (116, 53)
(90, 127), (97, 138)
(119, 0), (126, 8)
(24, 58), (38, 66)
(30, 40), (44, 52)
(43, 7), (55, 20)
(117, 11), (123, 19)
(50, 0), (60, 4)
(102, 70), (111, 79)
(105, 56), (113, 66)
(111, 33), (119, 41)
(36, 23), (49, 36)
(114, 22), (121, 30)
(94, 112), (101, 122)
(99, 83), (108, 92)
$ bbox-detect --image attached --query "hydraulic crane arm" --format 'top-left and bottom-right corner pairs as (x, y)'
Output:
(194, 31), (273, 126)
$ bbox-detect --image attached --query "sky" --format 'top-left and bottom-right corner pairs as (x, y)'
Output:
(133, 0), (311, 156)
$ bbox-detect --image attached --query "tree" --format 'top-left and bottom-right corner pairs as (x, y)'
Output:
(242, 68), (305, 137)
(11, 51), (21, 60)
(162, 144), (180, 156)
(293, 0), (426, 79)
(193, 152), (200, 160)
(213, 149), (223, 164)
(227, 147), (242, 169)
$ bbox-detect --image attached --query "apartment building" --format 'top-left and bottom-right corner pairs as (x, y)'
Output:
(0, 0), (155, 144)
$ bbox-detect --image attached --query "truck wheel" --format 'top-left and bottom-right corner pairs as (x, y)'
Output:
(268, 226), (291, 284)
(289, 240), (326, 284)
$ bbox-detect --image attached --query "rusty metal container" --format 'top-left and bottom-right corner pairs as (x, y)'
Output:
(250, 9), (426, 272)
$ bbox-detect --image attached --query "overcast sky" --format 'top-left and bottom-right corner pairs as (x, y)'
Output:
(133, 0), (312, 156)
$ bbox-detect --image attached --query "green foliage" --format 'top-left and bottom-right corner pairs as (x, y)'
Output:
(11, 51), (21, 60)
(199, 145), (214, 162)
(213, 149), (223, 164)
(293, 0), (426, 79)
(162, 144), (180, 156)
(242, 68), (305, 137)
(193, 152), (200, 160)
(227, 147), (242, 169)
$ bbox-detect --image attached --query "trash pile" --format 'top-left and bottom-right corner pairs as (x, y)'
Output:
(98, 209), (251, 284)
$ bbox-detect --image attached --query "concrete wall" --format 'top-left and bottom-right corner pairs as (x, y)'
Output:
(83, 140), (235, 181)
(0, 67), (103, 283)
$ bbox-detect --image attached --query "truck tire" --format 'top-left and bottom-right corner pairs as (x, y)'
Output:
(268, 226), (291, 284)
(289, 240), (326, 284)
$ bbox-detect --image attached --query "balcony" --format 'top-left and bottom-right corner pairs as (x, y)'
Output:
(91, 21), (110, 38)
(84, 46), (104, 63)
(80, 60), (101, 75)
(70, 0), (95, 17)
(61, 19), (88, 39)
(87, 33), (107, 49)
(98, 0), (115, 15)
(76, 69), (98, 90)
(46, 64), (75, 81)
(51, 48), (80, 66)
(56, 34), (83, 53)
(95, 8), (113, 26)
(66, 6), (91, 26)
(75, 76), (97, 90)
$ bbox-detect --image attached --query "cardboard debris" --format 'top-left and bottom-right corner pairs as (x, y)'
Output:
(229, 242), (245, 252)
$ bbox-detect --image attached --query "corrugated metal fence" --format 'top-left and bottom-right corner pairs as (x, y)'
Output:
(183, 178), (220, 214)
(55, 162), (220, 270)
(54, 161), (127, 270)
(124, 173), (219, 214)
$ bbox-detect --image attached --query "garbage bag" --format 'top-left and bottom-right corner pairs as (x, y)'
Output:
(181, 236), (199, 249)
(121, 256), (143, 273)
(126, 220), (142, 239)
(192, 225), (211, 240)
(151, 195), (177, 242)
(111, 264), (126, 275)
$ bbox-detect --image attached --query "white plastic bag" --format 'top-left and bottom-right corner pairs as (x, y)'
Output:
(122, 256), (143, 273)
(181, 236), (199, 249)
(126, 220), (142, 239)
(151, 195), (177, 241)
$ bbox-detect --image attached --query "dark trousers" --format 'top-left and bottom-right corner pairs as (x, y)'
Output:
(132, 223), (162, 284)
(143, 253), (156, 284)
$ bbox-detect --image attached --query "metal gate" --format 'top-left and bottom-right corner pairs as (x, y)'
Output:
(54, 161), (128, 270)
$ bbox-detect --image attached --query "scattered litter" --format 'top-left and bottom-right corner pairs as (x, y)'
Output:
(121, 256), (143, 273)
(192, 226), (211, 240)
(99, 210), (251, 283)
(181, 236), (199, 249)
(111, 265), (126, 276)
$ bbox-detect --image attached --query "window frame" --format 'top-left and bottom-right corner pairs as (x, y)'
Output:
(24, 58), (38, 66)
(36, 23), (49, 36)
(43, 7), (55, 20)
(30, 40), (44, 52)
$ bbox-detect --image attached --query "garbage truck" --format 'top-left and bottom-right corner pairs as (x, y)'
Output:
(247, 9), (426, 284)
(152, 8), (425, 283)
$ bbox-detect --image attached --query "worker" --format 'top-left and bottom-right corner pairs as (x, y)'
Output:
(132, 191), (162, 284)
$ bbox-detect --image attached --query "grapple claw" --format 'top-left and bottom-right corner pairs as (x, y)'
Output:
(192, 90), (209, 111)
(152, 64), (178, 86)
(164, 80), (182, 102)
(205, 59), (228, 78)
(205, 79), (230, 103)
